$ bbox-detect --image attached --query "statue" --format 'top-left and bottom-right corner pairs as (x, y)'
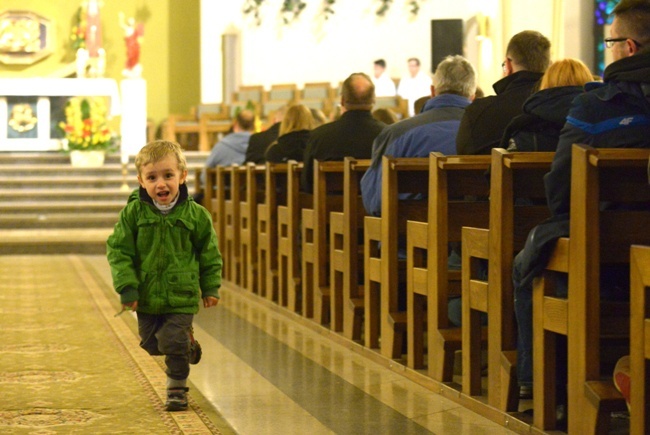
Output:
(74, 0), (106, 78)
(119, 12), (144, 78)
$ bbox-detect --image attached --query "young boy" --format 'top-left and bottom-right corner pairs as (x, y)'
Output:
(107, 140), (222, 412)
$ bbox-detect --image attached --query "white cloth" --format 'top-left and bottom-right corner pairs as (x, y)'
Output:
(397, 71), (432, 116)
(372, 72), (396, 97)
(153, 192), (179, 215)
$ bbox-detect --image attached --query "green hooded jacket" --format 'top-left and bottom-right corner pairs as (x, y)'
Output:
(106, 185), (222, 314)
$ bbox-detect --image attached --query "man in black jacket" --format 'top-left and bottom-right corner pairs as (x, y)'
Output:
(301, 73), (385, 191)
(513, 0), (650, 400)
(456, 30), (550, 155)
(245, 106), (286, 164)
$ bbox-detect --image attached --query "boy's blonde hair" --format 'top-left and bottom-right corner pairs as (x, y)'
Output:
(135, 140), (188, 175)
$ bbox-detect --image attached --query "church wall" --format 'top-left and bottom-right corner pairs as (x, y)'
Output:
(0, 0), (201, 126)
(168, 0), (201, 117)
(201, 0), (596, 104)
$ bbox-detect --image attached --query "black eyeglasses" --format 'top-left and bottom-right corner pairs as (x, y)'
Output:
(604, 37), (643, 48)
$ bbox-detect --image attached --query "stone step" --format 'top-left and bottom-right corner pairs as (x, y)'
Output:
(0, 201), (125, 214)
(0, 188), (134, 202)
(0, 228), (111, 255)
(0, 151), (209, 166)
(0, 213), (118, 229)
(0, 177), (199, 191)
(0, 163), (206, 176)
(0, 177), (142, 189)
(0, 181), (196, 193)
(0, 151), (210, 252)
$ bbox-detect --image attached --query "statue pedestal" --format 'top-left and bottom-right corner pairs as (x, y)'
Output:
(120, 79), (147, 160)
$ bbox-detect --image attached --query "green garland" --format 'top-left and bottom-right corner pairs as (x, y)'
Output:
(376, 0), (393, 17)
(243, 0), (425, 25)
(242, 0), (264, 26)
(408, 0), (423, 16)
(321, 0), (336, 20)
(281, 0), (307, 24)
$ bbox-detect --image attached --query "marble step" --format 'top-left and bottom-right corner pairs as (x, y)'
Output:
(0, 188), (134, 202)
(0, 178), (199, 191)
(0, 163), (206, 177)
(0, 151), (209, 166)
(0, 213), (119, 229)
(0, 177), (143, 189)
(0, 228), (111, 255)
(0, 201), (125, 214)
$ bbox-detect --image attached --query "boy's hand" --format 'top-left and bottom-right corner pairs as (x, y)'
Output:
(123, 301), (138, 311)
(203, 296), (219, 308)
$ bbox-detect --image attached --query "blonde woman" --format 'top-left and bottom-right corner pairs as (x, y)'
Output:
(502, 58), (595, 152)
(265, 104), (314, 163)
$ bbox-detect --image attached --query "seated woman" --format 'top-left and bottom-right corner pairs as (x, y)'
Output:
(501, 58), (595, 152)
(265, 104), (314, 163)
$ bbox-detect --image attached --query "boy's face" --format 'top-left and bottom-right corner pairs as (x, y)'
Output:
(137, 154), (187, 205)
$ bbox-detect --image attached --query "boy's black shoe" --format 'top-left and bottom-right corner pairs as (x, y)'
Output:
(189, 328), (202, 365)
(166, 387), (189, 412)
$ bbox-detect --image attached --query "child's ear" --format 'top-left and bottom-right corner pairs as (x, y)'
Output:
(137, 175), (145, 187)
(180, 170), (188, 184)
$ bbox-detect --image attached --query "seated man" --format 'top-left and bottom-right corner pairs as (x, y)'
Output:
(361, 55), (477, 216)
(513, 0), (650, 398)
(205, 109), (255, 168)
(456, 30), (551, 155)
(301, 73), (385, 192)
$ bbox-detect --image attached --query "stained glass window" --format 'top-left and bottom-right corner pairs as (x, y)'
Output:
(594, 0), (619, 75)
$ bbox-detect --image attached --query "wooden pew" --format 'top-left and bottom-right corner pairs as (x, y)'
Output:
(214, 166), (230, 280)
(277, 161), (310, 311)
(257, 163), (288, 301)
(301, 161), (344, 323)
(460, 150), (554, 411)
(202, 167), (217, 221)
(406, 153), (491, 380)
(222, 165), (243, 285)
(164, 109), (200, 150)
(239, 163), (265, 293)
(330, 158), (371, 340)
(532, 145), (650, 433)
(363, 157), (429, 358)
(630, 245), (650, 435)
(364, 215), (382, 349)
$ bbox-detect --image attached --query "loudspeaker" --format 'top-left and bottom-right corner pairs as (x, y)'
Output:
(431, 19), (464, 73)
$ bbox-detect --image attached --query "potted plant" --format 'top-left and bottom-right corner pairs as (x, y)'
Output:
(59, 96), (115, 167)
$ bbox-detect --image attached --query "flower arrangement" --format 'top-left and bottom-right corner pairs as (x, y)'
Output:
(59, 97), (115, 152)
(70, 4), (87, 50)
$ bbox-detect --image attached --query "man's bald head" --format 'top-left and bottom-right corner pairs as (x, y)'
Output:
(341, 73), (375, 111)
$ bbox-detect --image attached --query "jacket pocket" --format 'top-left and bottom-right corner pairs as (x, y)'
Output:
(166, 270), (200, 307)
(137, 270), (151, 307)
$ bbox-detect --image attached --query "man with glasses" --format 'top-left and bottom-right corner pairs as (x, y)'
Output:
(456, 30), (551, 155)
(513, 0), (650, 407)
(545, 0), (650, 218)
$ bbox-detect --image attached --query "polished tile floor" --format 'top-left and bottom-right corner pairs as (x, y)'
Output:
(87, 256), (515, 435)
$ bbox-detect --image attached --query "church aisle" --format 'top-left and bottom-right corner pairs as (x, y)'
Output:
(85, 255), (516, 434)
(191, 285), (516, 435)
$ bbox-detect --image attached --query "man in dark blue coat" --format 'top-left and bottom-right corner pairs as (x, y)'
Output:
(361, 55), (477, 216)
(513, 0), (650, 399)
